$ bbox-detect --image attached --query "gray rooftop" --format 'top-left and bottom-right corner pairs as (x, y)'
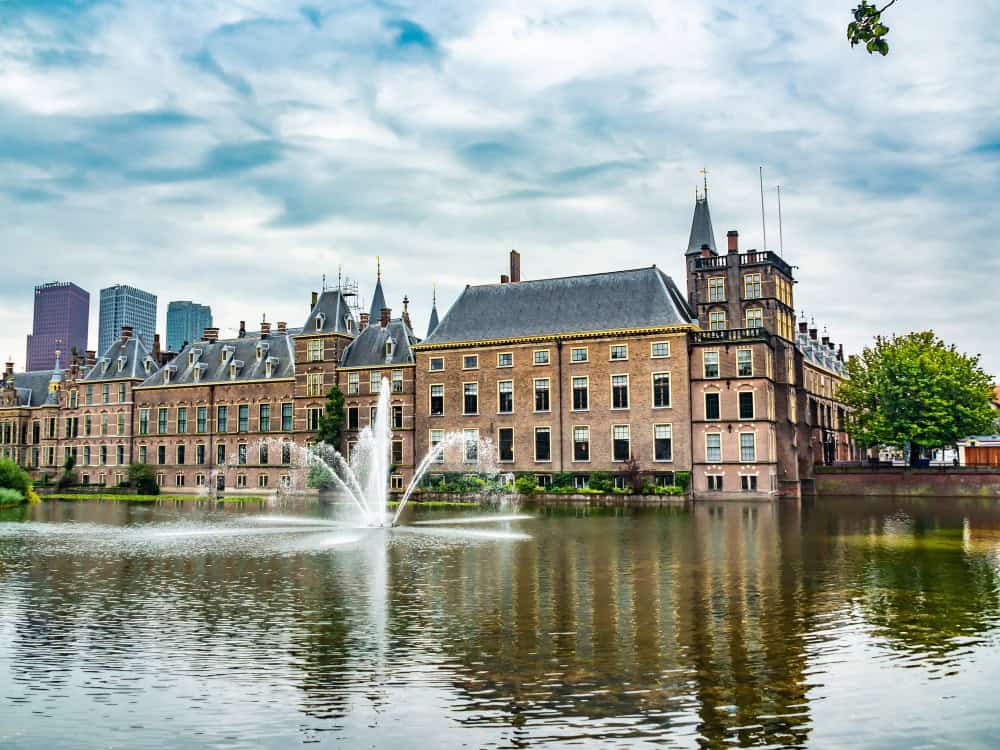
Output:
(341, 319), (418, 367)
(368, 277), (387, 323)
(82, 334), (154, 381)
(426, 302), (440, 338)
(421, 266), (696, 346)
(796, 334), (847, 377)
(686, 196), (718, 256)
(10, 371), (56, 407)
(303, 290), (357, 336)
(140, 333), (295, 387)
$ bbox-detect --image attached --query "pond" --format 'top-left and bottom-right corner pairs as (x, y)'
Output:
(1, 497), (999, 748)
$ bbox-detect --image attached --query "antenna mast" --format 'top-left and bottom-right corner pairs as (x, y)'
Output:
(776, 185), (784, 257)
(759, 166), (767, 251)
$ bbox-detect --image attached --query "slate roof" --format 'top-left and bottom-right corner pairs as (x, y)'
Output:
(341, 319), (418, 367)
(420, 267), (696, 346)
(303, 290), (357, 336)
(82, 334), (154, 381)
(427, 302), (440, 338)
(10, 371), (56, 407)
(796, 334), (847, 377)
(139, 333), (296, 387)
(686, 196), (718, 256)
(368, 277), (387, 324)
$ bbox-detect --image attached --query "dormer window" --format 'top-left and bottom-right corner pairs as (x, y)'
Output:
(117, 356), (126, 373)
(220, 345), (235, 365)
(385, 340), (394, 359)
(193, 363), (207, 382)
(100, 358), (110, 374)
(143, 357), (154, 375)
(315, 313), (326, 331)
(265, 356), (279, 379)
(256, 342), (269, 361)
(163, 365), (176, 385)
(229, 359), (244, 380)
(188, 348), (202, 367)
(345, 318), (354, 333)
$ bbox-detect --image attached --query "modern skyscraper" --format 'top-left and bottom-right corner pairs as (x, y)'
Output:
(25, 282), (90, 371)
(98, 284), (157, 355)
(166, 301), (213, 352)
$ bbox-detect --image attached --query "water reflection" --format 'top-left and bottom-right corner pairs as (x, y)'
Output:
(1, 498), (999, 748)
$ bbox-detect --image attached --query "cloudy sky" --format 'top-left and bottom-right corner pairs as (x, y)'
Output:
(1, 0), (997, 374)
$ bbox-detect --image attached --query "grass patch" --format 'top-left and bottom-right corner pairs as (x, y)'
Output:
(44, 493), (269, 503)
(387, 500), (482, 508)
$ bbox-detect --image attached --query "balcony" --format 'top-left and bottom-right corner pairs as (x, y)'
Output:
(693, 255), (729, 271)
(693, 327), (770, 344)
(739, 250), (794, 278)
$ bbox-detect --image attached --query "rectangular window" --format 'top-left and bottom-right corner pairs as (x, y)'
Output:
(116, 413), (125, 436)
(258, 474), (268, 489)
(741, 475), (758, 491)
(429, 357), (444, 371)
(177, 407), (188, 434)
(391, 405), (403, 430)
(430, 429), (445, 463)
(86, 385), (93, 405)
(177, 445), (186, 465)
(534, 379), (550, 412)
(348, 407), (359, 430)
(197, 444), (205, 465)
(737, 349), (753, 377)
(259, 403), (271, 432)
(704, 351), (720, 378)
(236, 474), (247, 489)
(118, 383), (126, 403)
(175, 474), (184, 488)
(282, 403), (293, 431)
(392, 369), (404, 393)
(463, 429), (479, 463)
(705, 392), (721, 420)
(389, 474), (403, 491)
(708, 474), (723, 491)
(706, 433), (722, 462)
(430, 384), (444, 416)
(653, 373), (671, 408)
(463, 355), (478, 370)
(217, 406), (228, 433)
(238, 443), (247, 465)
(281, 443), (291, 465)
(708, 277), (726, 302)
(347, 372), (359, 394)
(744, 273), (762, 299)
(612, 425), (630, 462)
(497, 352), (513, 368)
(573, 426), (590, 462)
(83, 446), (91, 466)
(157, 445), (165, 465)
(102, 383), (109, 404)
(740, 432), (756, 462)
(572, 376), (588, 410)
(533, 350), (550, 366)
(709, 311), (726, 330)
(370, 371), (381, 393)
(307, 408), (321, 431)
(463, 383), (478, 415)
(138, 446), (146, 464)
(217, 444), (226, 464)
(116, 445), (124, 466)
(197, 406), (207, 434)
(611, 375), (629, 409)
(498, 427), (514, 462)
(745, 308), (763, 329)
(307, 373), (324, 397)
(158, 408), (168, 435)
(308, 339), (323, 362)
(498, 381), (513, 413)
(238, 405), (249, 433)
(654, 424), (673, 462)
(534, 427), (551, 462)
(651, 341), (670, 358)
(369, 406), (377, 425)
(738, 391), (755, 420)
(391, 440), (403, 464)
(259, 443), (269, 465)
(570, 347), (588, 363)
(100, 414), (109, 436)
(610, 344), (628, 361)
(85, 415), (92, 437)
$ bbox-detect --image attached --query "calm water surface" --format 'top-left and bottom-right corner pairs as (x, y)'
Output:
(2, 497), (1000, 749)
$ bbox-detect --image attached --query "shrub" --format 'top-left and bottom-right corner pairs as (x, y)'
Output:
(25, 484), (41, 504)
(307, 463), (336, 490)
(57, 469), (78, 490)
(0, 487), (25, 505)
(588, 471), (613, 493)
(552, 472), (573, 489)
(127, 463), (160, 496)
(514, 474), (538, 494)
(674, 471), (691, 491)
(0, 458), (30, 497)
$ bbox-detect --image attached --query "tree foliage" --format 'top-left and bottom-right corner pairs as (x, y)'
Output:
(315, 385), (346, 448)
(838, 331), (996, 461)
(0, 458), (30, 497)
(127, 463), (160, 495)
(848, 1), (897, 56)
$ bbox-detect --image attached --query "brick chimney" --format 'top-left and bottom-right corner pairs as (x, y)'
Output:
(838, 344), (844, 362)
(799, 320), (808, 335)
(153, 334), (161, 357)
(359, 312), (370, 328)
(700, 243), (712, 258)
(821, 334), (830, 347)
(277, 321), (287, 335)
(727, 230), (739, 253)
(4, 361), (13, 378)
(311, 291), (318, 308)
(121, 325), (132, 342)
(86, 350), (96, 366)
(380, 307), (391, 327)
(203, 327), (218, 342)
(809, 327), (818, 341)
(500, 273), (510, 284)
(509, 250), (521, 283)
(260, 321), (271, 339)
(238, 321), (246, 338)
(401, 296), (412, 330)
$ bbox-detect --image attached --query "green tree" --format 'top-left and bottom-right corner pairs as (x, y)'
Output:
(127, 463), (160, 495)
(848, 1), (897, 55)
(838, 331), (996, 465)
(315, 385), (346, 449)
(0, 458), (30, 496)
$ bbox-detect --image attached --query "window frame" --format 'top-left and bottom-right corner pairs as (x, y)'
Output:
(708, 276), (726, 302)
(737, 348), (754, 377)
(533, 425), (552, 463)
(650, 341), (671, 358)
(533, 377), (551, 413)
(703, 350), (720, 379)
(497, 427), (514, 463)
(428, 357), (444, 372)
(497, 380), (514, 414)
(571, 375), (589, 411)
(609, 344), (629, 362)
(610, 373), (629, 410)
(743, 272), (762, 300)
(738, 390), (755, 421)
(462, 381), (479, 416)
(706, 432), (723, 463)
(462, 354), (479, 371)
(429, 383), (445, 417)
(572, 424), (590, 463)
(653, 423), (673, 462)
(740, 432), (757, 462)
(496, 352), (513, 368)
(745, 307), (764, 330)
(569, 346), (588, 363)
(652, 372), (672, 409)
(705, 391), (721, 421)
(611, 424), (631, 462)
(533, 349), (551, 366)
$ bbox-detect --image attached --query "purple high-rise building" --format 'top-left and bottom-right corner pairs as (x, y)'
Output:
(26, 282), (90, 371)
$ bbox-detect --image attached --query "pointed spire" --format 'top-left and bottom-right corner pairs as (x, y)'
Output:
(427, 284), (440, 338)
(685, 187), (718, 256)
(368, 261), (387, 325)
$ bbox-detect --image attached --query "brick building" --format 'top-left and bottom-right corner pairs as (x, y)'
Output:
(0, 190), (856, 498)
